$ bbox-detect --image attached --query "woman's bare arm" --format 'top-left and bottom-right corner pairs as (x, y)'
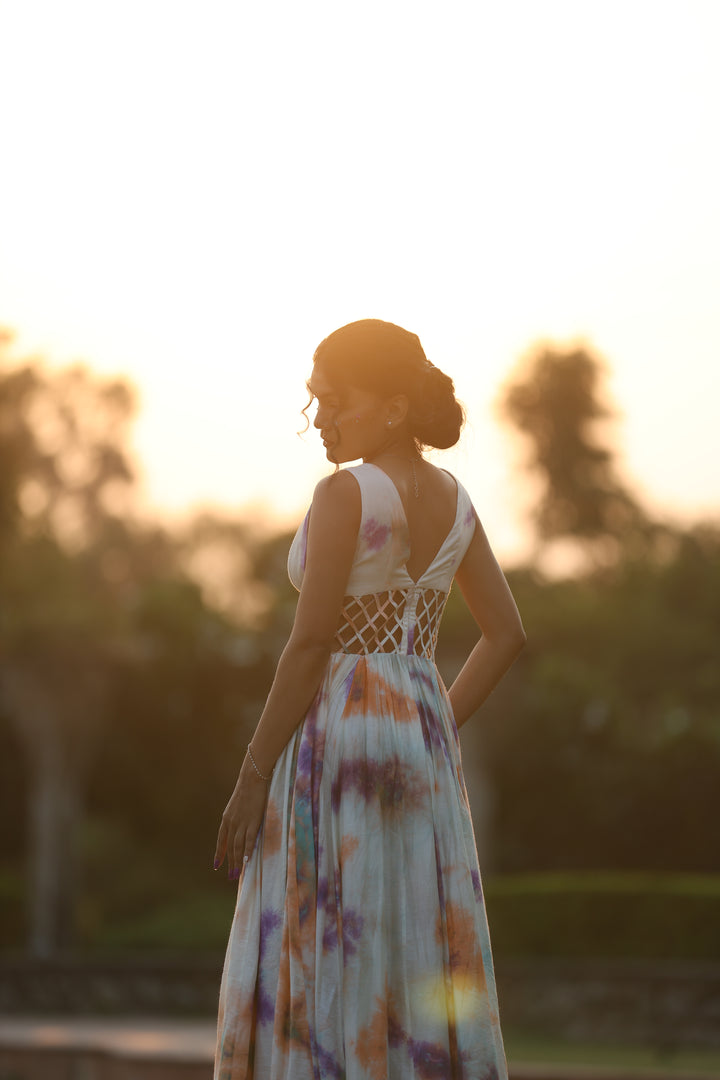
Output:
(449, 513), (526, 728)
(213, 470), (360, 878)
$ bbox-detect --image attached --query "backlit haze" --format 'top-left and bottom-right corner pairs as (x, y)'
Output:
(1, 0), (718, 562)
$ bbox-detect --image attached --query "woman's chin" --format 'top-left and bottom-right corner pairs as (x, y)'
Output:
(323, 444), (358, 465)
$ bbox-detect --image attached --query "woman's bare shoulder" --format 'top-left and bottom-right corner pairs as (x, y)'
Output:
(309, 469), (362, 528)
(424, 461), (462, 500)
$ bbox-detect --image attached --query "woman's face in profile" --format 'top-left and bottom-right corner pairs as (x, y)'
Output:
(308, 369), (385, 464)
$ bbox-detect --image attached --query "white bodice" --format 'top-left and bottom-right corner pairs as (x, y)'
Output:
(287, 463), (477, 660)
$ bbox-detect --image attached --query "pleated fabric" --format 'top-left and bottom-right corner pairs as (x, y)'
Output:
(215, 464), (508, 1079)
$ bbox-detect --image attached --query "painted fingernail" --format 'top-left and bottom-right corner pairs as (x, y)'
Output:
(229, 867), (240, 880)
(243, 855), (249, 866)
(213, 859), (220, 870)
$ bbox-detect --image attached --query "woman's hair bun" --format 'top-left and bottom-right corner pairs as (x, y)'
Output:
(312, 319), (465, 450)
(408, 364), (465, 450)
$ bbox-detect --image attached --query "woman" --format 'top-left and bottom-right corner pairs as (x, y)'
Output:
(213, 319), (526, 1079)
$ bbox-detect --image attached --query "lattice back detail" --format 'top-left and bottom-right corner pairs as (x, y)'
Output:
(333, 589), (448, 659)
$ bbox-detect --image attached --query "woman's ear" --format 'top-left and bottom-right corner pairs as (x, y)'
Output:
(385, 394), (409, 427)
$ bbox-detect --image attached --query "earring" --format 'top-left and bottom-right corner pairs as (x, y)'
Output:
(387, 420), (392, 427)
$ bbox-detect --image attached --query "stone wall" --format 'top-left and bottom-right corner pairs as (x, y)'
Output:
(1, 954), (719, 1051)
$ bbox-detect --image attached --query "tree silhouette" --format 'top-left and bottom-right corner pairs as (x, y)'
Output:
(498, 344), (647, 556)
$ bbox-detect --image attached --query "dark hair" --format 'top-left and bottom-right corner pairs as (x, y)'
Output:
(312, 319), (465, 450)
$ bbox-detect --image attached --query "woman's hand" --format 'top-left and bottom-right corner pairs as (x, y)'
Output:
(213, 755), (270, 880)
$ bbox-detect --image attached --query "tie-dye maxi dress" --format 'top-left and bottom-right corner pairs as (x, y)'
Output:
(215, 463), (508, 1080)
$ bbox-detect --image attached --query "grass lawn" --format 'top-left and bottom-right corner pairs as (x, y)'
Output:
(504, 1027), (720, 1076)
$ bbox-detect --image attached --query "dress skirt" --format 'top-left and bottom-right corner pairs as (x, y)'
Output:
(214, 650), (508, 1080)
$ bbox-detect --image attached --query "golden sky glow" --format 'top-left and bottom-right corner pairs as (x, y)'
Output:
(1, 0), (718, 560)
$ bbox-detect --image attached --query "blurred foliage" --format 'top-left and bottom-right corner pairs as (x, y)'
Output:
(440, 522), (720, 876)
(469, 528), (720, 874)
(0, 330), (289, 953)
(497, 344), (653, 562)
(31, 871), (720, 962)
(0, 328), (718, 958)
(484, 871), (720, 959)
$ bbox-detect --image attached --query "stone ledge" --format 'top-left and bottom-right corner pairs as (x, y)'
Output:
(0, 1017), (214, 1080)
(3, 954), (720, 1051)
(1, 1018), (718, 1080)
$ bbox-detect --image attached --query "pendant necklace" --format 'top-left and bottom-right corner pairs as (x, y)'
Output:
(371, 453), (422, 498)
(409, 458), (420, 499)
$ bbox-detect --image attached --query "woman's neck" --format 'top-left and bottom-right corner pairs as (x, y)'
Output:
(364, 433), (421, 464)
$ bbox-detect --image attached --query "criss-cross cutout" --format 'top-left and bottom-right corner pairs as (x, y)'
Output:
(334, 588), (448, 659)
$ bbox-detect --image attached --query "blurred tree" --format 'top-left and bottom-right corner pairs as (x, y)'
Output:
(0, 330), (136, 550)
(479, 524), (720, 872)
(0, 329), (142, 953)
(480, 339), (720, 872)
(0, 328), (296, 953)
(497, 344), (650, 558)
(178, 512), (274, 627)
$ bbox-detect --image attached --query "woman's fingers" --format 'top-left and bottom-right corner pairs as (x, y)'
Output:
(230, 827), (247, 880)
(228, 819), (262, 877)
(214, 811), (242, 878)
(213, 818), (228, 871)
(243, 827), (259, 864)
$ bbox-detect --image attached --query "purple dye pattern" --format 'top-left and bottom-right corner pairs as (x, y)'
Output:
(295, 703), (328, 859)
(309, 1026), (344, 1079)
(302, 709), (327, 846)
(362, 517), (391, 551)
(331, 756), (424, 814)
(259, 908), (282, 960)
(464, 507), (475, 526)
(317, 876), (336, 952)
(388, 1011), (465, 1080)
(407, 1035), (455, 1079)
(341, 662), (359, 698)
(297, 735), (314, 779)
(471, 868), (483, 903)
(297, 697), (323, 779)
(341, 908), (364, 958)
(321, 923), (338, 953)
(416, 698), (449, 756)
(292, 726), (319, 930)
(320, 901), (364, 960)
(348, 671), (365, 706)
(256, 982), (276, 1026)
(257, 909), (283, 1025)
(318, 869), (365, 958)
(335, 659), (363, 712)
(411, 665), (437, 693)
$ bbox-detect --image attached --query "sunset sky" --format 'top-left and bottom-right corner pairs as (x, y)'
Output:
(1, 0), (718, 562)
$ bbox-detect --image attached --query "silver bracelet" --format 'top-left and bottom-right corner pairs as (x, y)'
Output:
(247, 743), (273, 783)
